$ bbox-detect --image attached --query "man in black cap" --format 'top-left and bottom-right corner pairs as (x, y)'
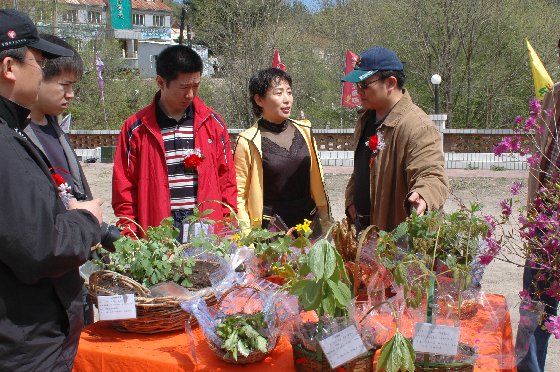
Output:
(0, 9), (103, 371)
(342, 46), (448, 233)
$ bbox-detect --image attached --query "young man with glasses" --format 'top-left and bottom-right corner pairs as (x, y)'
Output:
(342, 46), (448, 233)
(25, 34), (99, 327)
(0, 9), (104, 371)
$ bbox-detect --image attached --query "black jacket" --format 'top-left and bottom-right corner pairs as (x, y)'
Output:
(24, 116), (93, 201)
(0, 96), (101, 371)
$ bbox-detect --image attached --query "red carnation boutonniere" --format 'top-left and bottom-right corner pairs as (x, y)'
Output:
(183, 148), (205, 171)
(365, 132), (385, 167)
(50, 169), (73, 208)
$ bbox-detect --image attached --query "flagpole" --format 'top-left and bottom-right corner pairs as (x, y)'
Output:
(102, 98), (108, 129)
(95, 52), (108, 128)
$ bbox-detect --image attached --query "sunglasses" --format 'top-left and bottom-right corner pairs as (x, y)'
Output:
(356, 78), (382, 90)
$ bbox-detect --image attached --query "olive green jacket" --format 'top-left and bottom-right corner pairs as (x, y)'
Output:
(345, 90), (449, 232)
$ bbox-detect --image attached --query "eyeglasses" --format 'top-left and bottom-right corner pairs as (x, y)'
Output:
(356, 78), (382, 90)
(24, 57), (47, 69)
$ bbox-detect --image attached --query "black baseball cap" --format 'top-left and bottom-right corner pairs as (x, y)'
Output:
(0, 9), (73, 58)
(342, 47), (403, 83)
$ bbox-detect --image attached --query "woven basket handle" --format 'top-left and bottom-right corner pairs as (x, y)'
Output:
(353, 225), (377, 297)
(89, 270), (150, 297)
(216, 284), (263, 309)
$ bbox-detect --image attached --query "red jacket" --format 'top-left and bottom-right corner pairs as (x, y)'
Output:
(112, 94), (237, 237)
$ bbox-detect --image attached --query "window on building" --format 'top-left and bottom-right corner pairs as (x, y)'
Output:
(88, 11), (102, 24)
(153, 15), (165, 27)
(133, 13), (145, 26)
(62, 9), (78, 23)
(37, 9), (52, 21)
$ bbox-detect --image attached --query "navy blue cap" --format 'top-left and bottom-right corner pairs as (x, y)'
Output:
(342, 47), (403, 83)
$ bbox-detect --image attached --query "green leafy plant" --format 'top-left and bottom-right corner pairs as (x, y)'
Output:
(374, 204), (496, 371)
(182, 208), (236, 257)
(98, 217), (195, 287)
(287, 239), (352, 318)
(376, 204), (491, 309)
(216, 312), (269, 361)
(376, 330), (415, 372)
(237, 227), (291, 262)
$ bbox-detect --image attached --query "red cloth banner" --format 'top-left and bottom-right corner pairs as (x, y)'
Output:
(272, 49), (286, 71)
(341, 50), (360, 108)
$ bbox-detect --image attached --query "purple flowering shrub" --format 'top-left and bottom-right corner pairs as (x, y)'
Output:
(494, 98), (560, 335)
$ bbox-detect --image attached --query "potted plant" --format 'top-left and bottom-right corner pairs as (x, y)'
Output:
(240, 219), (314, 284)
(281, 235), (377, 371)
(90, 215), (233, 333)
(181, 281), (280, 365)
(373, 204), (498, 371)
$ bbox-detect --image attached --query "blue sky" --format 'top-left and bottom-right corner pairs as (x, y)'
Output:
(174, 0), (321, 12)
(297, 0), (321, 11)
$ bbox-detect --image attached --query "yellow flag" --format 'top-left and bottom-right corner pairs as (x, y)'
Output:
(526, 39), (554, 99)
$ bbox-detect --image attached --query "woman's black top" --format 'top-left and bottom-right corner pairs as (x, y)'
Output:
(258, 118), (316, 229)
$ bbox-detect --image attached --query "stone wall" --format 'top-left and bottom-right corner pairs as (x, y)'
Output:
(67, 128), (520, 153)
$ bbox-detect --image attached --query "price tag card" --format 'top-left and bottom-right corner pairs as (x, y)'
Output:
(182, 222), (212, 243)
(318, 325), (368, 369)
(182, 223), (190, 243)
(412, 323), (459, 356)
(98, 294), (137, 321)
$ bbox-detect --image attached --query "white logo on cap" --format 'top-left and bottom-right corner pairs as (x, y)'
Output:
(7, 30), (16, 39)
(358, 71), (374, 80)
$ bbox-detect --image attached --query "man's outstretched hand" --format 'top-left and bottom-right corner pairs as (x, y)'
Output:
(408, 192), (427, 216)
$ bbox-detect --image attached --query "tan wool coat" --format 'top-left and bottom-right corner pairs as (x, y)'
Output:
(234, 118), (330, 233)
(345, 90), (449, 232)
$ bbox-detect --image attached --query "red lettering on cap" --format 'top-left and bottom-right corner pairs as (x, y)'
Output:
(7, 30), (16, 39)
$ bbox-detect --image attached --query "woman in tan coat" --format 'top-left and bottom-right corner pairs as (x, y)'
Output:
(234, 68), (330, 234)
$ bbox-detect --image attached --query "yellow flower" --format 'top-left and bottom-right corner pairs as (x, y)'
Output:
(232, 233), (241, 242)
(296, 219), (312, 234)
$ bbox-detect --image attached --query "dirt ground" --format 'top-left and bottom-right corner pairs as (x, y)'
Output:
(83, 163), (559, 371)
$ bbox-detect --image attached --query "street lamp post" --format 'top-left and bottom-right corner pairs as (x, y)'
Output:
(179, 0), (190, 45)
(430, 74), (442, 114)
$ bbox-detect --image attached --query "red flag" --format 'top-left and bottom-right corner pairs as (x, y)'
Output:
(272, 49), (286, 71)
(341, 50), (360, 108)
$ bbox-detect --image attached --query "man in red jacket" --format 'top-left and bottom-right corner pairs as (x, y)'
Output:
(112, 45), (237, 240)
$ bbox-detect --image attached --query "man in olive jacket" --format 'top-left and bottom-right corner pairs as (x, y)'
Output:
(342, 47), (448, 232)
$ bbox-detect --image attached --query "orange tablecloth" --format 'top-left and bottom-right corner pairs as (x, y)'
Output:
(73, 294), (516, 371)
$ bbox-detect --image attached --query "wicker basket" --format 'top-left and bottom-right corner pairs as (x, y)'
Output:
(206, 284), (278, 364)
(414, 363), (474, 371)
(89, 270), (217, 333)
(292, 343), (375, 372)
(413, 341), (477, 372)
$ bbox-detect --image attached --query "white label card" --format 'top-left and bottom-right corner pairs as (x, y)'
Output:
(98, 294), (137, 321)
(182, 223), (190, 243)
(412, 323), (460, 356)
(318, 325), (368, 369)
(182, 222), (212, 243)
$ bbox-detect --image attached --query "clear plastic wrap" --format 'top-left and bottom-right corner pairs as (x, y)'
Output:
(514, 298), (545, 367)
(359, 231), (516, 370)
(182, 249), (231, 294)
(180, 276), (284, 363)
